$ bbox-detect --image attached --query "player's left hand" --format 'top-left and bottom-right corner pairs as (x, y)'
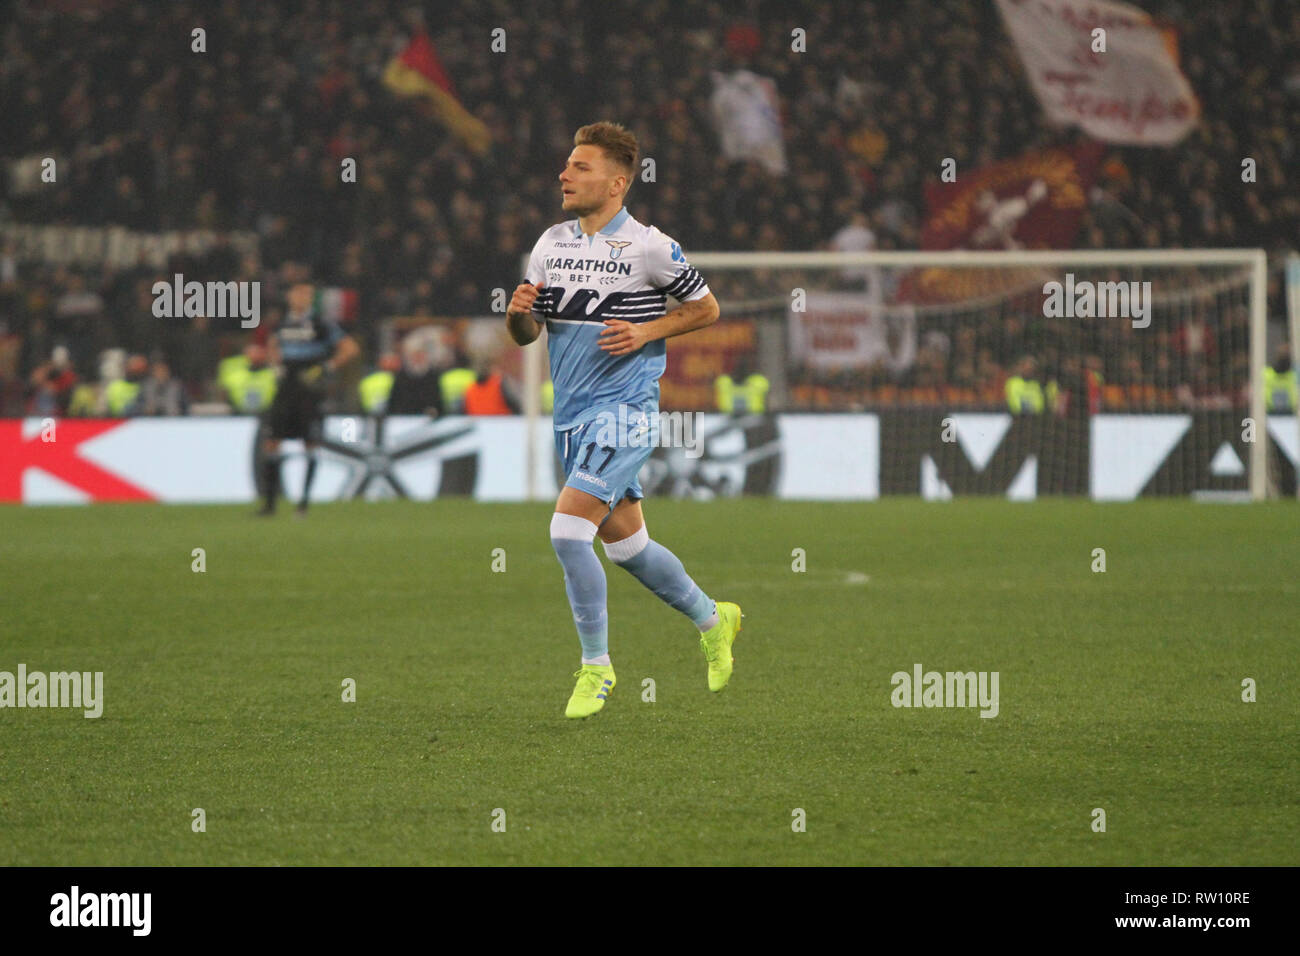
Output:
(598, 319), (651, 356)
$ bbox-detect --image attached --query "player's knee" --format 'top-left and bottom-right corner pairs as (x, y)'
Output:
(550, 512), (598, 558)
(601, 524), (649, 565)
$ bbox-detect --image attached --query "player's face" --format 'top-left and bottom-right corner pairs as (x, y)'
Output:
(560, 145), (622, 215)
(287, 283), (313, 313)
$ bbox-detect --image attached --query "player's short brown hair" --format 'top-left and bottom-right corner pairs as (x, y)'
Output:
(574, 121), (638, 192)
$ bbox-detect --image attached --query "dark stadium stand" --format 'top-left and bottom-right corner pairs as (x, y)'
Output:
(1, 0), (1296, 414)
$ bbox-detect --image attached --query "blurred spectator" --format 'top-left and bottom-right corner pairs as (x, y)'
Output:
(828, 211), (878, 290)
(389, 345), (445, 416)
(140, 360), (189, 416)
(105, 354), (149, 416)
(0, 0), (1295, 413)
(464, 362), (520, 415)
(26, 346), (78, 416)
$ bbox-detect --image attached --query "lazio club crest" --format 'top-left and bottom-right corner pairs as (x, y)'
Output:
(605, 240), (631, 259)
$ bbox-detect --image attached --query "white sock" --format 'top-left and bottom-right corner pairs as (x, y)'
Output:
(582, 653), (612, 666)
(698, 604), (719, 633)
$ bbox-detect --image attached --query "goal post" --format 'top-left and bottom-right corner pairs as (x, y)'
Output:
(521, 248), (1272, 500)
(1289, 255), (1300, 500)
(519, 255), (542, 502)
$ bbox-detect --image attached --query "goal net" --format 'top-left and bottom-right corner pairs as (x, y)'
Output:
(522, 249), (1275, 500)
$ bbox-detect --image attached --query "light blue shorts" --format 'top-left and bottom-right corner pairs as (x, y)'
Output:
(555, 404), (658, 510)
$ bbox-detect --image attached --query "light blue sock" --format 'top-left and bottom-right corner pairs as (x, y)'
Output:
(604, 527), (715, 629)
(550, 514), (608, 659)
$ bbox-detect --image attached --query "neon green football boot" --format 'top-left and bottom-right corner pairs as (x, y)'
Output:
(565, 664), (616, 719)
(699, 602), (743, 692)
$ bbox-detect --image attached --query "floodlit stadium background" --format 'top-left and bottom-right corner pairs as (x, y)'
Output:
(3, 0), (1299, 504)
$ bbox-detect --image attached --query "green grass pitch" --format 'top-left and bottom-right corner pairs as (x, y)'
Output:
(1, 499), (1296, 866)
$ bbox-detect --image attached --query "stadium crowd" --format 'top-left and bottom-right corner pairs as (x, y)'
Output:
(2, 0), (1297, 416)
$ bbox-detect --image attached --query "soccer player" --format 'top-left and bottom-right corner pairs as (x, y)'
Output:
(257, 282), (359, 516)
(506, 121), (743, 719)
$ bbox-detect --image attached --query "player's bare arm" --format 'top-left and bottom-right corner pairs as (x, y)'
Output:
(506, 280), (545, 345)
(598, 291), (719, 357)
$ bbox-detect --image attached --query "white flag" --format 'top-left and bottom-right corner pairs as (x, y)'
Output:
(710, 70), (787, 174)
(996, 0), (1199, 145)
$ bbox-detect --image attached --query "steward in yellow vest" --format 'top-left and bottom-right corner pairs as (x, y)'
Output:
(715, 372), (770, 414)
(223, 344), (278, 413)
(1264, 347), (1298, 411)
(1005, 357), (1045, 414)
(440, 367), (477, 414)
(106, 354), (149, 416)
(359, 355), (402, 414)
(105, 379), (140, 416)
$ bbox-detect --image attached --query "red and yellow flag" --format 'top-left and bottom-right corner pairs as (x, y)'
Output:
(383, 31), (490, 156)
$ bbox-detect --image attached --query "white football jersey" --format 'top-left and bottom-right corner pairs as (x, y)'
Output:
(523, 206), (710, 430)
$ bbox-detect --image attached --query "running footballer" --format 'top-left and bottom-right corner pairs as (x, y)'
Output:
(506, 122), (743, 719)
